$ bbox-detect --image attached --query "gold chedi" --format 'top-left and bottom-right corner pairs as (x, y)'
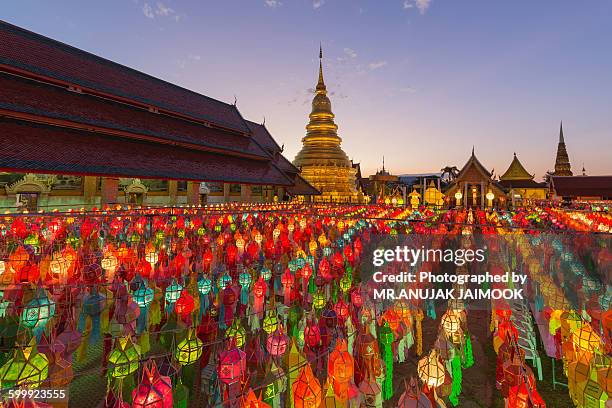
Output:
(293, 47), (359, 203)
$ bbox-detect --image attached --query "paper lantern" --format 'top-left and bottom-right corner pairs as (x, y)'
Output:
(266, 326), (289, 357)
(241, 388), (271, 408)
(293, 364), (322, 408)
(20, 288), (56, 331)
(175, 330), (203, 365)
(572, 324), (601, 354)
(175, 290), (195, 318)
(132, 361), (173, 408)
(198, 276), (212, 295)
(227, 319), (246, 348)
(0, 341), (49, 388)
(262, 311), (279, 335)
(417, 350), (445, 388)
(218, 345), (246, 385)
(164, 280), (183, 304)
(328, 339), (354, 385)
(108, 336), (141, 379)
(134, 284), (154, 308)
(313, 292), (326, 311)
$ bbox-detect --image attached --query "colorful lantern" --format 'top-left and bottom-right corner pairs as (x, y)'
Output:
(108, 336), (141, 379)
(0, 340), (49, 388)
(132, 361), (173, 408)
(417, 350), (445, 388)
(175, 330), (203, 366)
(293, 364), (322, 408)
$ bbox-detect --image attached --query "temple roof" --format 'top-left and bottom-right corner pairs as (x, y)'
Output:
(551, 176), (612, 199)
(0, 118), (294, 185)
(500, 153), (534, 181)
(0, 20), (250, 134)
(455, 148), (494, 180)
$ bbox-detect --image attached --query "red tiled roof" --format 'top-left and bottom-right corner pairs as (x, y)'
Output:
(0, 20), (250, 134)
(246, 120), (300, 174)
(0, 73), (268, 159)
(551, 176), (612, 198)
(287, 174), (321, 196)
(0, 118), (293, 185)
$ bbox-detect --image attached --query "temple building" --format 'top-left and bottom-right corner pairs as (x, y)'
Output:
(293, 47), (361, 203)
(499, 153), (547, 205)
(0, 21), (317, 211)
(367, 158), (399, 203)
(444, 149), (506, 208)
(552, 121), (573, 176)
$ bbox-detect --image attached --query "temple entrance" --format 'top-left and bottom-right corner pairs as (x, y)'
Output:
(17, 192), (39, 211)
(127, 192), (144, 205)
(467, 185), (482, 208)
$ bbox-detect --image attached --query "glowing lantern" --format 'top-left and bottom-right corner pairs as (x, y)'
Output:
(21, 288), (55, 331)
(0, 340), (49, 388)
(164, 280), (183, 304)
(48, 254), (69, 283)
(132, 361), (173, 408)
(304, 319), (321, 348)
(263, 310), (279, 335)
(145, 245), (159, 269)
(176, 330), (203, 365)
(328, 339), (355, 400)
(486, 190), (495, 207)
(260, 267), (272, 281)
(241, 389), (271, 408)
(227, 319), (246, 348)
(334, 298), (349, 323)
(454, 191), (463, 207)
(266, 325), (289, 357)
(101, 253), (118, 281)
(134, 283), (154, 308)
(572, 324), (601, 355)
(175, 290), (195, 319)
(218, 345), (246, 385)
(417, 350), (445, 388)
(293, 364), (322, 408)
(198, 275), (212, 297)
(441, 311), (461, 343)
(313, 292), (326, 311)
(108, 336), (141, 379)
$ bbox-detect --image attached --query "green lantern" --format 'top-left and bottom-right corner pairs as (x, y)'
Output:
(227, 319), (246, 348)
(0, 340), (49, 389)
(108, 336), (141, 379)
(262, 310), (279, 335)
(165, 279), (183, 304)
(339, 275), (352, 293)
(176, 330), (203, 365)
(313, 292), (326, 311)
(260, 267), (272, 281)
(21, 288), (55, 331)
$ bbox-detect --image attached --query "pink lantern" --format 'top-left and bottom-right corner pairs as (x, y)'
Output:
(132, 361), (173, 408)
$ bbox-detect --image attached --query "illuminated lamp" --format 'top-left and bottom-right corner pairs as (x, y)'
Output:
(48, 253), (69, 284)
(108, 336), (141, 378)
(227, 319), (246, 348)
(486, 190), (495, 207)
(217, 273), (232, 290)
(304, 319), (321, 348)
(0, 340), (49, 388)
(175, 290), (195, 319)
(260, 267), (272, 281)
(134, 283), (154, 308)
(175, 330), (203, 365)
(441, 311), (461, 343)
(572, 324), (601, 355)
(218, 344), (246, 386)
(334, 298), (349, 323)
(417, 350), (445, 388)
(292, 364), (322, 408)
(454, 191), (463, 207)
(21, 288), (55, 331)
(266, 325), (289, 357)
(262, 310), (279, 335)
(198, 276), (212, 295)
(327, 339), (354, 400)
(164, 280), (183, 304)
(132, 361), (173, 408)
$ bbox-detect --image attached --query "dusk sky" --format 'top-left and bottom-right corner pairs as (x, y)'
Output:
(3, 1), (612, 179)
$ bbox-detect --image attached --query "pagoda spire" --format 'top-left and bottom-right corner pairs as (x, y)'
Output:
(316, 43), (327, 93)
(553, 121), (572, 176)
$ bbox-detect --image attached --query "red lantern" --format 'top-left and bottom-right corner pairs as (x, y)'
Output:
(218, 345), (246, 385)
(132, 361), (173, 408)
(175, 290), (195, 319)
(304, 319), (321, 349)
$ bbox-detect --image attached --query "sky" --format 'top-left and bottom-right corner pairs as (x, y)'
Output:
(3, 0), (612, 179)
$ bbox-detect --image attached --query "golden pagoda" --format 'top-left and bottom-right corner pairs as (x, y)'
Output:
(293, 47), (359, 203)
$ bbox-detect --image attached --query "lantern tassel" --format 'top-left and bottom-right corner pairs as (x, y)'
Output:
(463, 333), (474, 368)
(449, 354), (462, 406)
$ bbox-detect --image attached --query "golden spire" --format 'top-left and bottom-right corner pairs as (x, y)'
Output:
(316, 44), (326, 93)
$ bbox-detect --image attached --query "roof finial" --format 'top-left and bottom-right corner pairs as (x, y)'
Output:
(382, 156), (385, 172)
(559, 120), (564, 143)
(262, 116), (266, 126)
(471, 146), (475, 156)
(233, 95), (237, 106)
(513, 152), (516, 157)
(316, 43), (326, 92)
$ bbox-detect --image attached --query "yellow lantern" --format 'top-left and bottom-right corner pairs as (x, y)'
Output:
(454, 190), (463, 207)
(417, 350), (445, 388)
(486, 190), (495, 207)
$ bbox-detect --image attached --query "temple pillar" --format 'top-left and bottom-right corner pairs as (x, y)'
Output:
(223, 183), (230, 202)
(240, 184), (251, 202)
(83, 176), (98, 206)
(186, 181), (200, 205)
(100, 177), (119, 206)
(278, 187), (285, 202)
(168, 180), (178, 205)
(464, 184), (468, 208)
(481, 182), (485, 209)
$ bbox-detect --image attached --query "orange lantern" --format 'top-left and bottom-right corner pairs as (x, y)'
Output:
(293, 364), (322, 408)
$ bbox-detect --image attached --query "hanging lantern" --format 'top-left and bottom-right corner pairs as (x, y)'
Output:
(227, 319), (246, 348)
(293, 364), (322, 408)
(175, 330), (203, 366)
(20, 288), (56, 331)
(262, 310), (279, 335)
(572, 323), (601, 355)
(266, 325), (289, 357)
(0, 340), (49, 388)
(108, 336), (141, 379)
(218, 344), (246, 385)
(175, 290), (195, 319)
(164, 279), (183, 304)
(417, 350), (445, 388)
(132, 361), (173, 408)
(134, 283), (154, 308)
(241, 388), (271, 408)
(198, 276), (212, 295)
(48, 253), (69, 284)
(327, 339), (355, 400)
(313, 292), (326, 311)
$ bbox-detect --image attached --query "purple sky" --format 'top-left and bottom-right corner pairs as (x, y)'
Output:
(3, 0), (612, 179)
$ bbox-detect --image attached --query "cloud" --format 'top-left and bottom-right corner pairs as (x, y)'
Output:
(265, 0), (282, 8)
(142, 2), (179, 20)
(143, 3), (155, 18)
(344, 48), (357, 59)
(403, 0), (432, 14)
(313, 0), (325, 9)
(415, 0), (432, 14)
(368, 61), (388, 70)
(188, 54), (201, 61)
